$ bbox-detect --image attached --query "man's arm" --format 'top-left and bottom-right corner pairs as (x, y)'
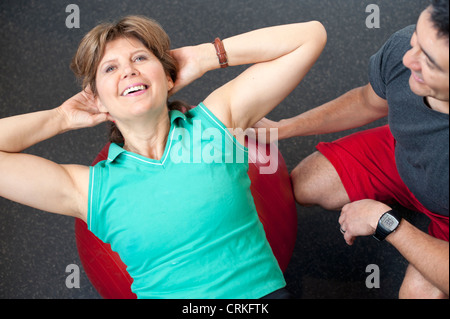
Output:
(255, 83), (389, 141)
(388, 219), (449, 296)
(339, 199), (449, 296)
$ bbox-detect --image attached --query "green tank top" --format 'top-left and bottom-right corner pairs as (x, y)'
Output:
(88, 103), (285, 298)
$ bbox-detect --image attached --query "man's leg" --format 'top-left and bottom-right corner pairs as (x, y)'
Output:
(399, 264), (448, 299)
(290, 151), (350, 211)
(291, 126), (404, 211)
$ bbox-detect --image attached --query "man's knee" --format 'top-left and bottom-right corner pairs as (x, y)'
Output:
(399, 265), (448, 299)
(291, 152), (322, 206)
(290, 160), (312, 206)
(290, 151), (349, 210)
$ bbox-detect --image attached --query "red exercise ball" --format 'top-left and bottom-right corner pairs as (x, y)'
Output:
(75, 138), (298, 299)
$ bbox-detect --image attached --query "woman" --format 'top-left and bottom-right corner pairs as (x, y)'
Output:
(0, 16), (326, 298)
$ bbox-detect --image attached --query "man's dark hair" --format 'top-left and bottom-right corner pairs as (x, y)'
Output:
(429, 0), (449, 41)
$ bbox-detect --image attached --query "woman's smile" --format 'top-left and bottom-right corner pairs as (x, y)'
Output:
(121, 83), (149, 97)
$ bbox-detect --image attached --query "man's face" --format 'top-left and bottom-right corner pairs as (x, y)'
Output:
(403, 8), (449, 107)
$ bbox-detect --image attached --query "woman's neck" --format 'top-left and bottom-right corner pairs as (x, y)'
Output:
(121, 109), (171, 160)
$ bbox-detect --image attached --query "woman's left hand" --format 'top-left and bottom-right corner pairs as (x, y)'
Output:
(338, 199), (391, 245)
(169, 44), (211, 96)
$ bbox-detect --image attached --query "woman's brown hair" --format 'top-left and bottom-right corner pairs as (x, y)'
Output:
(70, 15), (189, 144)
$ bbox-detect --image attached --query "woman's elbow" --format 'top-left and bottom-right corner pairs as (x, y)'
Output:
(309, 21), (327, 48)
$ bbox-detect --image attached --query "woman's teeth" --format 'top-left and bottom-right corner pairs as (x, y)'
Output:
(122, 85), (147, 96)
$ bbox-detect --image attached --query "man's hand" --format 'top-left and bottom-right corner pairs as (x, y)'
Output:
(338, 199), (392, 245)
(252, 117), (288, 144)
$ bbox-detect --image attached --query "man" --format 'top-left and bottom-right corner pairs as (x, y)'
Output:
(257, 0), (448, 298)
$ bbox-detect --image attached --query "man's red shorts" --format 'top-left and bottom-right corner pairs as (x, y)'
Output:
(316, 125), (449, 242)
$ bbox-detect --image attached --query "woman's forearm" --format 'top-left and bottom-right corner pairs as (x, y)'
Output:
(0, 108), (67, 153)
(0, 89), (108, 153)
(171, 22), (326, 99)
(196, 22), (326, 74)
(225, 22), (325, 66)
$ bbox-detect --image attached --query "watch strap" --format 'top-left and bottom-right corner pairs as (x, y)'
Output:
(213, 38), (229, 68)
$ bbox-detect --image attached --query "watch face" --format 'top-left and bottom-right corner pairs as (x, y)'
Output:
(380, 213), (399, 231)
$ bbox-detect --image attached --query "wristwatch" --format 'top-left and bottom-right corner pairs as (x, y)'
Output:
(373, 209), (402, 241)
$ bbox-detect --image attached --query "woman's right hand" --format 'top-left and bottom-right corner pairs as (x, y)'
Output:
(57, 87), (113, 131)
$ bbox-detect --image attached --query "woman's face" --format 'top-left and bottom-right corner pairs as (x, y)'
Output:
(95, 36), (174, 122)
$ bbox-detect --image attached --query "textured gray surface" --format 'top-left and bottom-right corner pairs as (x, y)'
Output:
(0, 0), (430, 299)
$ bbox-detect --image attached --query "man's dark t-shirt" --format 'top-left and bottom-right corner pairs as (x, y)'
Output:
(369, 25), (449, 217)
